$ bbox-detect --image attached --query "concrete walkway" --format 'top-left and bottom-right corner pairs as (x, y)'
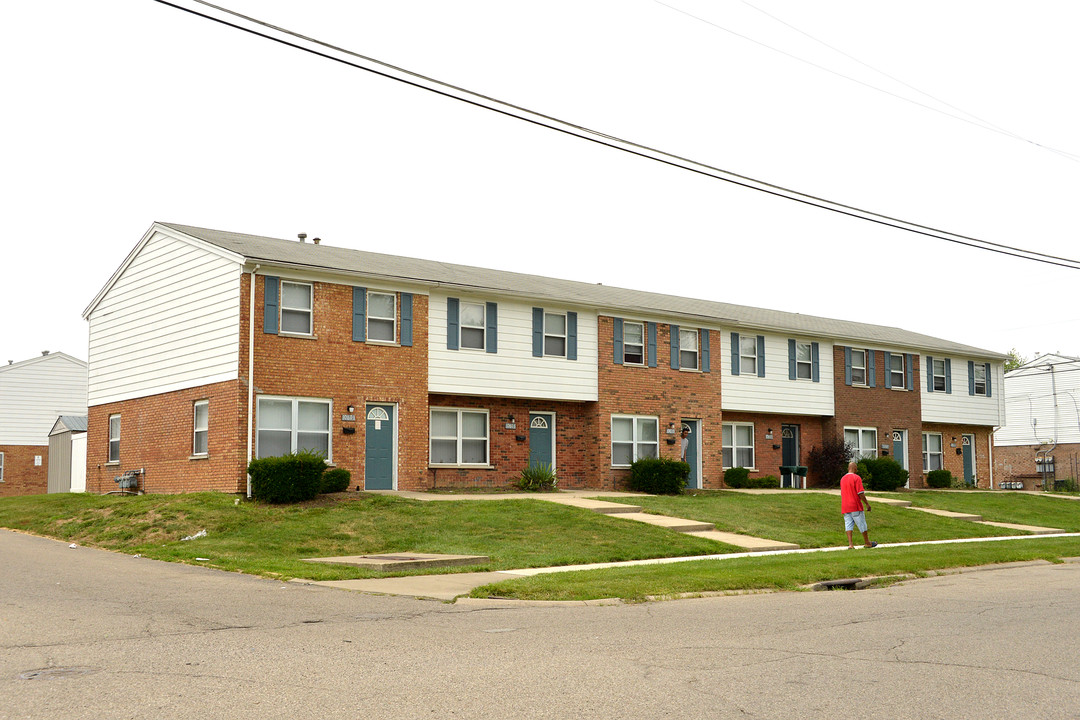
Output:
(310, 488), (1075, 601)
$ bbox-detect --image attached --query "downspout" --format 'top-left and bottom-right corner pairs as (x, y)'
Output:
(246, 264), (260, 498)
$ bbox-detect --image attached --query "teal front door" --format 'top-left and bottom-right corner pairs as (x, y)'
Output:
(681, 419), (700, 489)
(365, 404), (395, 490)
(529, 413), (554, 469)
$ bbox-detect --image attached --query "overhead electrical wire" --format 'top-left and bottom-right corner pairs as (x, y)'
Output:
(154, 0), (1080, 271)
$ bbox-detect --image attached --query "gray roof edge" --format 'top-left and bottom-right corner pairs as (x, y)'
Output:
(163, 222), (1006, 360)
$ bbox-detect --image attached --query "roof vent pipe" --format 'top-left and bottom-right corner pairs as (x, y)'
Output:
(312, 237), (321, 245)
(42, 350), (50, 356)
(298, 233), (307, 243)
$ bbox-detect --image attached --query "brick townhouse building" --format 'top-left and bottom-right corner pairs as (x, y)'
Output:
(81, 222), (1005, 495)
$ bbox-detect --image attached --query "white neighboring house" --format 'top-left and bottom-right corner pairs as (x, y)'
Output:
(994, 353), (1080, 488)
(0, 352), (88, 496)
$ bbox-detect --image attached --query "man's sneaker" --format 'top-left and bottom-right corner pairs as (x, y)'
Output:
(864, 542), (878, 548)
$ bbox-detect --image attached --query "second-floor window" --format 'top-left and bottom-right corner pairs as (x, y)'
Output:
(623, 321), (645, 365)
(972, 363), (987, 396)
(367, 292), (396, 342)
(795, 341), (813, 379)
(280, 281), (313, 335)
(679, 328), (699, 370)
(739, 335), (758, 375)
(932, 358), (948, 392)
(460, 302), (486, 350)
(545, 312), (567, 357)
(889, 353), (905, 388)
(850, 349), (867, 386)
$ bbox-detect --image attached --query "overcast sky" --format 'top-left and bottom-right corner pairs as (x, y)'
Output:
(4, 1), (1078, 367)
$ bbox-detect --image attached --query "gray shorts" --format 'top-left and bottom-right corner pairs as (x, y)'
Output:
(844, 511), (868, 533)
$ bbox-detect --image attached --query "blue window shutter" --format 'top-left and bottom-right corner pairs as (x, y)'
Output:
(867, 350), (876, 387)
(670, 324), (680, 370)
(567, 312), (577, 361)
(701, 329), (710, 372)
(731, 332), (740, 376)
(485, 302), (498, 353)
(945, 358), (952, 393)
(968, 361), (975, 395)
(613, 318), (623, 364)
(926, 356), (934, 392)
(352, 287), (367, 342)
(811, 342), (820, 382)
(532, 308), (544, 358)
(400, 293), (413, 347)
(263, 276), (279, 335)
(648, 322), (657, 368)
(906, 354), (914, 391)
(756, 336), (766, 378)
(788, 339), (797, 380)
(844, 346), (852, 385)
(985, 363), (992, 397)
(884, 351), (893, 389)
(446, 298), (459, 351)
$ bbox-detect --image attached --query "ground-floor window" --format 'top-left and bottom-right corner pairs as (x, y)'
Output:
(0, 451), (4, 481)
(256, 396), (332, 459)
(922, 432), (943, 471)
(193, 400), (209, 456)
(845, 426), (877, 459)
(108, 414), (121, 463)
(611, 415), (659, 466)
(722, 422), (755, 468)
(430, 408), (489, 465)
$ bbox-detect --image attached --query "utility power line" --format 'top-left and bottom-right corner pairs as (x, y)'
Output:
(154, 0), (1080, 271)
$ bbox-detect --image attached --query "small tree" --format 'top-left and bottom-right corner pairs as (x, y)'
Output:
(807, 437), (853, 488)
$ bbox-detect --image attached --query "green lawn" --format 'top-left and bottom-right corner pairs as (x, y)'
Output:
(1, 490), (1077, 602)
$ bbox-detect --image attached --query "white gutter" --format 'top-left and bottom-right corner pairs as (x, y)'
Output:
(246, 264), (260, 498)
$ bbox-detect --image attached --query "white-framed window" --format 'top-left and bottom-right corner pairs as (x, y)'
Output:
(679, 328), (699, 370)
(611, 415), (659, 466)
(545, 312), (567, 357)
(845, 426), (877, 459)
(459, 301), (486, 350)
(108, 414), (121, 463)
(889, 353), (905, 388)
(932, 358), (947, 392)
(722, 422), (755, 468)
(739, 335), (758, 375)
(193, 400), (209, 456)
(922, 432), (944, 471)
(850, 349), (867, 386)
(973, 364), (987, 396)
(795, 341), (813, 380)
(623, 321), (645, 365)
(367, 291), (396, 342)
(256, 397), (331, 459)
(430, 408), (489, 465)
(280, 281), (313, 335)
(0, 452), (4, 481)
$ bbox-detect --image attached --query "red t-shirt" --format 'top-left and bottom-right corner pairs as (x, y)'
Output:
(840, 472), (865, 513)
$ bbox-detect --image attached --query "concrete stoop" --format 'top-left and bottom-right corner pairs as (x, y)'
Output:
(685, 530), (798, 552)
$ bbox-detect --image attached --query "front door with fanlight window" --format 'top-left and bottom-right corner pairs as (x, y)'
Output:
(962, 434), (976, 485)
(365, 404), (396, 490)
(681, 419), (700, 489)
(529, 413), (555, 470)
(781, 425), (800, 488)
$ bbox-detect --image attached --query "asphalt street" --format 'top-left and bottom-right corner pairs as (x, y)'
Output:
(2, 528), (1079, 719)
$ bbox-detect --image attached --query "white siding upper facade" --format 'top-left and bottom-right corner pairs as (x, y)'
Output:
(921, 353), (1004, 426)
(720, 331), (835, 416)
(994, 355), (1078, 446)
(0, 353), (88, 445)
(428, 292), (599, 401)
(85, 229), (243, 406)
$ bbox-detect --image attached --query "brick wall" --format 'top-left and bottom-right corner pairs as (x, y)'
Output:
(920, 423), (994, 488)
(597, 318), (724, 489)
(0, 445), (48, 497)
(719, 412), (827, 485)
(994, 442), (1079, 490)
(828, 347), (924, 485)
(426, 394), (597, 489)
(85, 380), (246, 494)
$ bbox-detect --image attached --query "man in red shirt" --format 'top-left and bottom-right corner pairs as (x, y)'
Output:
(841, 461), (877, 548)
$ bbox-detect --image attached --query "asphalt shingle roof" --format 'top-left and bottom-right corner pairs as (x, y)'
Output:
(160, 222), (1005, 359)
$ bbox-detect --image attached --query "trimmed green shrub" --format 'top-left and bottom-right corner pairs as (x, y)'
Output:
(807, 437), (853, 487)
(723, 467), (751, 488)
(248, 451), (327, 504)
(926, 469), (953, 488)
(629, 457), (688, 495)
(320, 467), (352, 494)
(860, 456), (909, 491)
(752, 474), (781, 488)
(516, 463), (558, 492)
